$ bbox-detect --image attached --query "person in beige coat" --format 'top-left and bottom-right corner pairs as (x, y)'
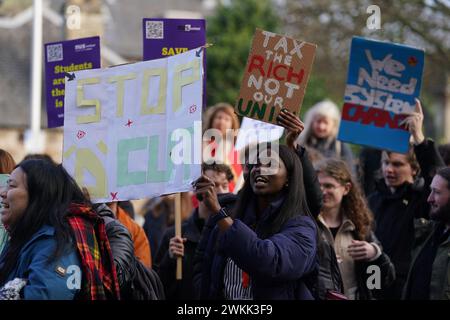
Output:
(316, 159), (395, 300)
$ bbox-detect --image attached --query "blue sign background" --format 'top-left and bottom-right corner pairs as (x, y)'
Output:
(338, 37), (424, 153)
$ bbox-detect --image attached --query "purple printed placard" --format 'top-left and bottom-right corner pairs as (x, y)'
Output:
(44, 36), (101, 128)
(143, 18), (206, 60)
(143, 18), (206, 108)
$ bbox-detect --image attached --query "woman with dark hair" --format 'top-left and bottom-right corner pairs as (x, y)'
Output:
(0, 159), (120, 300)
(316, 159), (395, 300)
(22, 153), (56, 165)
(193, 144), (318, 300)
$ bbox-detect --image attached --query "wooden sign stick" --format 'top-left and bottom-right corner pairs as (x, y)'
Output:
(174, 192), (182, 280)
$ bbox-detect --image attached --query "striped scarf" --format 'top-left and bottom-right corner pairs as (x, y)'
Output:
(66, 203), (120, 300)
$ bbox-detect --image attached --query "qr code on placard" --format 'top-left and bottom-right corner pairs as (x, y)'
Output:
(46, 44), (63, 62)
(146, 21), (164, 39)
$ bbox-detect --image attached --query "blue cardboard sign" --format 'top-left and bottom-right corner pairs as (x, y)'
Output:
(337, 37), (424, 153)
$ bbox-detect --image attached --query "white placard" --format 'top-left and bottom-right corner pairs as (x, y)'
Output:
(63, 49), (203, 203)
(235, 117), (284, 151)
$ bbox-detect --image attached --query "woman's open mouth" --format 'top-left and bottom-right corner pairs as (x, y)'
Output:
(0, 202), (9, 210)
(254, 175), (269, 187)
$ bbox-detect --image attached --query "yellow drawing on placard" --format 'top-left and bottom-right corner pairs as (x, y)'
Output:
(108, 73), (137, 117)
(173, 59), (200, 113)
(74, 148), (107, 198)
(63, 145), (77, 159)
(77, 78), (101, 124)
(97, 140), (108, 155)
(140, 68), (167, 115)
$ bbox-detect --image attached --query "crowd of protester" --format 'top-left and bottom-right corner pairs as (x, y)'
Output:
(0, 98), (449, 300)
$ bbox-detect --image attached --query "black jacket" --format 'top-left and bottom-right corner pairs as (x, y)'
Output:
(354, 233), (396, 300)
(154, 193), (237, 300)
(314, 227), (344, 300)
(95, 204), (136, 293)
(359, 147), (382, 196)
(368, 139), (444, 299)
(96, 204), (165, 300)
(295, 146), (323, 218)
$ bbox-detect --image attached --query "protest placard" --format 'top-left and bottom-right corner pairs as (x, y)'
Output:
(235, 117), (284, 151)
(62, 48), (203, 203)
(235, 29), (316, 125)
(142, 21), (206, 278)
(337, 37), (424, 153)
(143, 18), (206, 112)
(44, 36), (101, 128)
(143, 18), (205, 60)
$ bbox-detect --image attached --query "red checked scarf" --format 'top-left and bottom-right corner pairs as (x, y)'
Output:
(66, 203), (120, 300)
